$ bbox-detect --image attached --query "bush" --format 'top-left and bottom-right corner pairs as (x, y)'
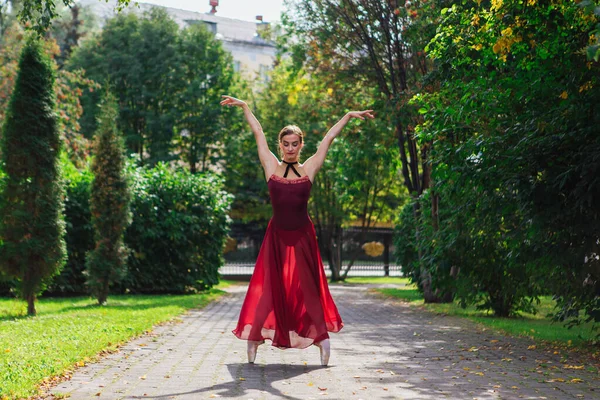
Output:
(45, 157), (94, 295)
(118, 162), (232, 293)
(42, 161), (233, 296)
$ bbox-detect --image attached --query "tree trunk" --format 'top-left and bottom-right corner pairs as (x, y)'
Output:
(97, 279), (109, 305)
(27, 292), (36, 316)
(328, 231), (343, 282)
(412, 200), (439, 303)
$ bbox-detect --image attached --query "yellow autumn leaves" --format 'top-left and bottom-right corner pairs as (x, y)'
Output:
(492, 26), (522, 62)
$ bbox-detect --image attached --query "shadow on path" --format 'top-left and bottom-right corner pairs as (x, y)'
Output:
(126, 363), (324, 400)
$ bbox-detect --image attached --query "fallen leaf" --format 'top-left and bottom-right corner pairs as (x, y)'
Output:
(318, 387), (327, 391)
(563, 365), (584, 370)
(307, 382), (314, 387)
(139, 375), (146, 380)
(570, 378), (584, 383)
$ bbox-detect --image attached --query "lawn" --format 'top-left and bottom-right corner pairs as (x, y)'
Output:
(342, 276), (598, 348)
(0, 285), (229, 399)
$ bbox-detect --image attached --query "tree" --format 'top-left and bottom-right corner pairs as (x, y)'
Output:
(86, 90), (131, 304)
(0, 36), (67, 315)
(289, 0), (445, 298)
(16, 0), (131, 34)
(69, 9), (181, 165)
(256, 59), (403, 281)
(1, 21), (99, 166)
(412, 0), (600, 317)
(173, 22), (235, 173)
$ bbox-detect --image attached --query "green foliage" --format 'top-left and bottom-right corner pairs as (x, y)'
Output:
(0, 22), (99, 167)
(16, 0), (132, 35)
(406, 0), (600, 321)
(120, 163), (232, 293)
(68, 8), (235, 167)
(0, 35), (67, 314)
(86, 91), (132, 304)
(46, 155), (94, 295)
(173, 22), (235, 173)
(68, 9), (180, 164)
(394, 201), (419, 288)
(255, 58), (404, 280)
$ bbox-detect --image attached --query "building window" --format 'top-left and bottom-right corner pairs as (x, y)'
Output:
(202, 21), (217, 34)
(259, 64), (270, 82)
(234, 61), (241, 73)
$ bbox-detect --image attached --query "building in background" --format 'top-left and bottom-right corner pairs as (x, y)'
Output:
(78, 0), (276, 81)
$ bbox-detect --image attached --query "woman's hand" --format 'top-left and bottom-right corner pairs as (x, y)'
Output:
(346, 110), (375, 120)
(220, 95), (247, 108)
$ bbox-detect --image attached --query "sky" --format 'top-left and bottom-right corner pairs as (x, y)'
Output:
(139, 0), (287, 23)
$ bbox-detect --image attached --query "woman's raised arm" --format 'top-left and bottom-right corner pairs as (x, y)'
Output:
(303, 110), (375, 181)
(221, 95), (278, 179)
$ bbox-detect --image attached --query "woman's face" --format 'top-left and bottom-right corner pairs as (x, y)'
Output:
(280, 133), (303, 161)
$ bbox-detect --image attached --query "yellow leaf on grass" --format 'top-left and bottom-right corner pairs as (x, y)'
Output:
(570, 378), (584, 383)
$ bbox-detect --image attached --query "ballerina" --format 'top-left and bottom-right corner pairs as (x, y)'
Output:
(221, 94), (374, 366)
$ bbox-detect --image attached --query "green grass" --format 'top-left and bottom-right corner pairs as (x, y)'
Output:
(376, 283), (598, 348)
(0, 287), (226, 399)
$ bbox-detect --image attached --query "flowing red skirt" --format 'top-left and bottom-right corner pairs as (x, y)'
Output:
(232, 219), (343, 349)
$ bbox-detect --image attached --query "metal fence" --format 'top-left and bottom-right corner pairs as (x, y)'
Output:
(221, 224), (402, 278)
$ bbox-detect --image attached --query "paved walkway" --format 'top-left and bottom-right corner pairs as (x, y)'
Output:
(49, 284), (600, 400)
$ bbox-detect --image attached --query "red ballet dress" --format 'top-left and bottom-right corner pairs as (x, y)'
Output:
(232, 173), (344, 349)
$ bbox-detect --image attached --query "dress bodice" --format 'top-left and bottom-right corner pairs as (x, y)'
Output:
(268, 174), (312, 231)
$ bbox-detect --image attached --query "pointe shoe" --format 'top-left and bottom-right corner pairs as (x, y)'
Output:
(316, 339), (330, 366)
(247, 340), (262, 363)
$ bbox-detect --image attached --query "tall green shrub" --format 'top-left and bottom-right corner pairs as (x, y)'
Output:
(0, 36), (66, 315)
(46, 156), (94, 295)
(121, 164), (232, 293)
(86, 91), (132, 304)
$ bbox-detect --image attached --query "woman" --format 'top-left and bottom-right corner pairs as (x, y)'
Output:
(220, 95), (374, 366)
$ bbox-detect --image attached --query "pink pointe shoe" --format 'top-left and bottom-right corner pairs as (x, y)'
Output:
(315, 339), (330, 366)
(247, 340), (263, 363)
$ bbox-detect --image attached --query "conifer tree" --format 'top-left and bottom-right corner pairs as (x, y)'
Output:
(0, 36), (67, 316)
(86, 90), (131, 305)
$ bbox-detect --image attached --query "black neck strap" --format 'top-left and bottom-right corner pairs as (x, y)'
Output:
(282, 160), (301, 178)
